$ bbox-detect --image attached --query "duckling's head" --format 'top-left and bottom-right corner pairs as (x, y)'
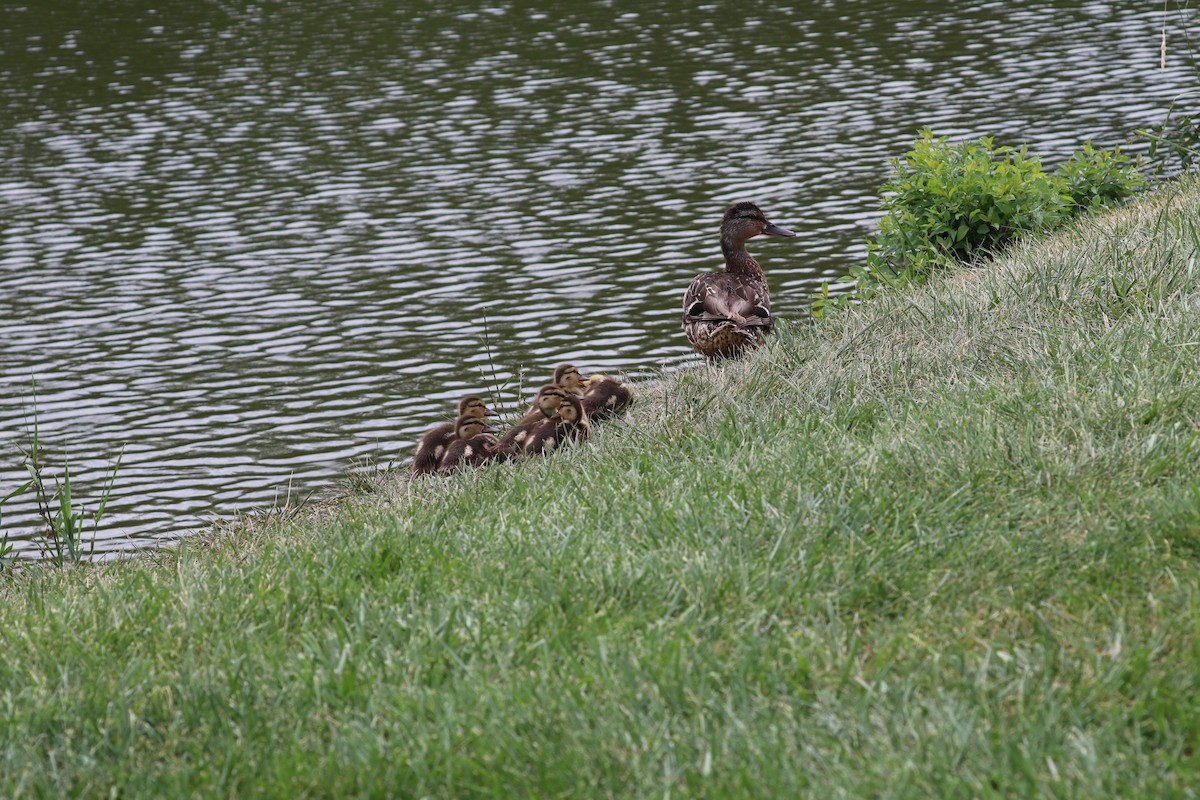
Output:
(721, 202), (796, 242)
(552, 363), (587, 393)
(556, 394), (584, 426)
(532, 384), (569, 417)
(455, 414), (497, 439)
(458, 395), (498, 418)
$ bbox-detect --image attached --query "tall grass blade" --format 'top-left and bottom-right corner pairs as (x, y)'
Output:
(93, 446), (124, 525)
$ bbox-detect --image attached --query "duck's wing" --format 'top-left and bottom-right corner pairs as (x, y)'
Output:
(522, 417), (559, 456)
(682, 273), (771, 330)
(463, 434), (501, 467)
(436, 439), (467, 473)
(498, 417), (545, 456)
(582, 379), (634, 420)
(412, 423), (455, 475)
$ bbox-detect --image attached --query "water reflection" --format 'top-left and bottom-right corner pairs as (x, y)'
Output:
(1, 1), (1196, 556)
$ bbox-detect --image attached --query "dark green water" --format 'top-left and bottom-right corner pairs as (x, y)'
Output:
(1, 1), (1196, 556)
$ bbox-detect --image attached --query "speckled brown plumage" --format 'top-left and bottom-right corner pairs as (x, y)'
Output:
(682, 202), (796, 359)
(498, 384), (569, 457)
(436, 415), (500, 473)
(411, 395), (497, 476)
(581, 374), (633, 422)
(524, 394), (591, 456)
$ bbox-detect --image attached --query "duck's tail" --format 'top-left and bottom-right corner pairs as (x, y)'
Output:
(683, 304), (771, 332)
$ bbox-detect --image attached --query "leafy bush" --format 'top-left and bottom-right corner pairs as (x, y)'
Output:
(868, 131), (1070, 283)
(1056, 139), (1146, 211)
(811, 131), (1144, 318)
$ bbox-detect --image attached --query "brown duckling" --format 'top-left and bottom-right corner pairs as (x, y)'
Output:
(524, 394), (591, 456)
(498, 383), (570, 457)
(553, 363), (588, 397)
(581, 374), (634, 422)
(522, 364), (587, 416)
(411, 395), (497, 476)
(436, 415), (501, 474)
(682, 202), (796, 359)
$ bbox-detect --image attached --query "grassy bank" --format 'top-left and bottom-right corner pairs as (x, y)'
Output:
(4, 177), (1200, 798)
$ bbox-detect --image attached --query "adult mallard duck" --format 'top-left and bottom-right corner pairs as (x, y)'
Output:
(524, 394), (591, 456)
(581, 374), (633, 422)
(437, 414), (501, 473)
(499, 384), (570, 457)
(411, 395), (497, 476)
(682, 202), (796, 359)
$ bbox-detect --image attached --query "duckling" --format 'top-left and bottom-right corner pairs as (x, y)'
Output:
(524, 394), (591, 456)
(498, 384), (570, 457)
(436, 414), (501, 473)
(523, 364), (587, 415)
(411, 395), (497, 476)
(581, 374), (634, 422)
(682, 202), (796, 359)
(554, 363), (588, 396)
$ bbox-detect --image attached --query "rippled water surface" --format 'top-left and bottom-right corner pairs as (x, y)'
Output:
(2, 1), (1197, 556)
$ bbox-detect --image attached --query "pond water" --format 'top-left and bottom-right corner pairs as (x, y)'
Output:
(1, 0), (1197, 557)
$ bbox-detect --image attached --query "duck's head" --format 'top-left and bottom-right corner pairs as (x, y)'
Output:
(458, 395), (498, 418)
(721, 202), (796, 242)
(454, 414), (498, 439)
(532, 384), (569, 417)
(556, 394), (584, 426)
(552, 363), (587, 394)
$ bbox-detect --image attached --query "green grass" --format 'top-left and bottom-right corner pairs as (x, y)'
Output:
(5, 388), (126, 566)
(4, 176), (1200, 797)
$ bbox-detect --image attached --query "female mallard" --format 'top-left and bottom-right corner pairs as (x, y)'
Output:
(524, 394), (591, 456)
(411, 395), (497, 476)
(581, 374), (633, 422)
(437, 414), (501, 473)
(498, 384), (570, 457)
(682, 202), (796, 359)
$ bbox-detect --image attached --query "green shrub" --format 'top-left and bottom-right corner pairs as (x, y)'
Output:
(868, 130), (1070, 282)
(811, 131), (1144, 319)
(1055, 139), (1145, 211)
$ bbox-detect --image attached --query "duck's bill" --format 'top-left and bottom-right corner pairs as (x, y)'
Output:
(763, 222), (796, 237)
(485, 409), (500, 416)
